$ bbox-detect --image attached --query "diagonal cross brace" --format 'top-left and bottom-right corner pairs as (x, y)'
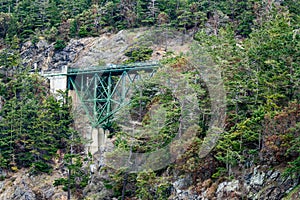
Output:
(67, 63), (159, 128)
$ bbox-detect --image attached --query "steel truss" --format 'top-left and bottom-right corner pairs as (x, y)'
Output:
(66, 62), (158, 128)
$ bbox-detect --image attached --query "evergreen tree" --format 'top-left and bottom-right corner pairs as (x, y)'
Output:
(0, 73), (75, 173)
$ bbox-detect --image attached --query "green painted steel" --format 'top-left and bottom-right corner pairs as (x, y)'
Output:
(67, 62), (158, 75)
(50, 62), (159, 128)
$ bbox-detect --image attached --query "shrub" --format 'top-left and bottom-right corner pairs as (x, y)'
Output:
(54, 39), (66, 50)
(124, 46), (153, 63)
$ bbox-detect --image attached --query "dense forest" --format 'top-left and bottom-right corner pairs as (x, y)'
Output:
(0, 0), (298, 43)
(0, 0), (300, 199)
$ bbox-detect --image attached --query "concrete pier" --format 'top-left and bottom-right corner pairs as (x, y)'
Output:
(43, 67), (106, 155)
(69, 89), (107, 154)
(88, 128), (107, 154)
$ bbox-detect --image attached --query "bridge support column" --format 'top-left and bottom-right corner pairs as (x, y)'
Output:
(88, 128), (108, 154)
(45, 66), (68, 94)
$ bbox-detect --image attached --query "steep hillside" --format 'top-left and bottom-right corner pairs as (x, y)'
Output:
(0, 1), (299, 200)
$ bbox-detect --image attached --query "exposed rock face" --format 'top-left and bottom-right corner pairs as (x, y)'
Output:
(170, 166), (299, 200)
(0, 169), (67, 200)
(20, 28), (192, 71)
(245, 166), (298, 200)
(216, 180), (241, 199)
(82, 169), (114, 200)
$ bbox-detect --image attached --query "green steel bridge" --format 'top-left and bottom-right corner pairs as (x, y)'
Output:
(43, 62), (159, 128)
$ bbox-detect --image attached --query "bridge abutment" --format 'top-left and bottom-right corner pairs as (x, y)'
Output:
(43, 66), (68, 94)
(48, 75), (67, 93)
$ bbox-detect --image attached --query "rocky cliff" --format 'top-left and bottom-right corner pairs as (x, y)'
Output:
(20, 27), (192, 71)
(0, 169), (67, 200)
(170, 165), (299, 200)
(1, 164), (299, 200)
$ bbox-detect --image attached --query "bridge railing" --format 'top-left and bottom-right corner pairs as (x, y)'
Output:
(41, 61), (160, 77)
(40, 65), (68, 77)
(67, 61), (159, 75)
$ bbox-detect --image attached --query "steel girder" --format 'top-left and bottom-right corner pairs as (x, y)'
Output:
(67, 63), (158, 128)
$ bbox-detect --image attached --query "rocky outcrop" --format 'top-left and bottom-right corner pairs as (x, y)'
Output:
(82, 170), (114, 200)
(0, 169), (67, 200)
(2, 164), (297, 200)
(20, 28), (192, 72)
(245, 166), (298, 200)
(170, 165), (299, 200)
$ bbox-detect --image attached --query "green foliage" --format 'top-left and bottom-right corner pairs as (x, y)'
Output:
(53, 177), (68, 188)
(78, 25), (89, 38)
(286, 156), (300, 177)
(113, 72), (182, 153)
(124, 46), (153, 63)
(0, 12), (14, 38)
(69, 19), (78, 38)
(285, 122), (300, 176)
(211, 167), (227, 179)
(245, 11), (300, 108)
(104, 167), (137, 197)
(1, 0), (283, 44)
(45, 26), (58, 42)
(104, 167), (171, 199)
(54, 39), (66, 50)
(53, 153), (89, 193)
(191, 6), (300, 178)
(175, 136), (219, 182)
(0, 73), (74, 172)
(30, 161), (52, 174)
(136, 170), (171, 200)
(0, 35), (21, 70)
(261, 102), (299, 165)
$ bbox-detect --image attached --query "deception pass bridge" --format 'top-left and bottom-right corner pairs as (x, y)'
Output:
(42, 62), (159, 153)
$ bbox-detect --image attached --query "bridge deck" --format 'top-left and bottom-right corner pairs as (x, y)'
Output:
(42, 62), (159, 77)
